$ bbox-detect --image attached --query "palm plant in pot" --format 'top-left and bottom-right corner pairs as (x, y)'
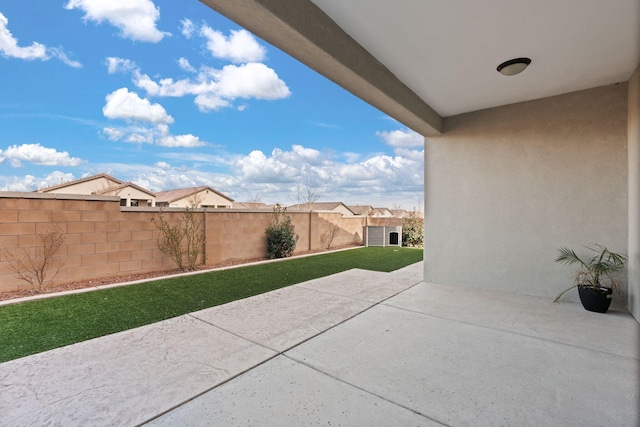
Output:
(554, 244), (627, 313)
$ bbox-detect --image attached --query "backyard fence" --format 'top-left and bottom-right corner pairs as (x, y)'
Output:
(0, 193), (401, 293)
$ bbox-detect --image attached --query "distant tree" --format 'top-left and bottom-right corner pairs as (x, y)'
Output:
(265, 204), (299, 259)
(296, 172), (322, 209)
(247, 193), (263, 208)
(187, 192), (204, 208)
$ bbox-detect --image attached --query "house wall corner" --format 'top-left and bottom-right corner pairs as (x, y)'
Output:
(628, 63), (640, 322)
(423, 84), (628, 305)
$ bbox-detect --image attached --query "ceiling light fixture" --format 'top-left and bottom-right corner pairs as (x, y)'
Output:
(497, 57), (531, 76)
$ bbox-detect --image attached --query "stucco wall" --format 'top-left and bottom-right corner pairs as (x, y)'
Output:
(41, 176), (120, 195)
(0, 195), (382, 293)
(628, 64), (640, 320)
(424, 84), (629, 305)
(170, 189), (233, 208)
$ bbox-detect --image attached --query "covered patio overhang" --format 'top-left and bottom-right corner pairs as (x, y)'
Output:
(200, 0), (640, 322)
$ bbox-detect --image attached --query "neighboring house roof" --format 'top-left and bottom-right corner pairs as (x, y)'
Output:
(390, 209), (409, 218)
(37, 173), (123, 193)
(288, 202), (355, 214)
(372, 208), (393, 217)
(232, 201), (274, 209)
(347, 205), (374, 216)
(155, 186), (235, 204)
(92, 182), (156, 197)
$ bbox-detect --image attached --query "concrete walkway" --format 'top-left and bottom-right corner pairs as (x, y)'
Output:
(1, 262), (638, 426)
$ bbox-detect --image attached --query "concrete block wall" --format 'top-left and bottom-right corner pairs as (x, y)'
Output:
(0, 194), (166, 293)
(204, 210), (273, 264)
(316, 212), (386, 249)
(0, 194), (401, 293)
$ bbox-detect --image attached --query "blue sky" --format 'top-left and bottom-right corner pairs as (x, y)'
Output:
(0, 0), (424, 210)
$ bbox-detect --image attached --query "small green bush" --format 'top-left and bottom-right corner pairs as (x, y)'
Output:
(402, 211), (424, 247)
(266, 205), (299, 259)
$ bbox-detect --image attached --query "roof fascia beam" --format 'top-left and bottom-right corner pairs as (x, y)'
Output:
(200, 0), (443, 136)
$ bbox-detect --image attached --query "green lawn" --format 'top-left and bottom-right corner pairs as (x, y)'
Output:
(0, 247), (422, 363)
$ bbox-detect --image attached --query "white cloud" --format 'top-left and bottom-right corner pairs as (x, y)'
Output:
(0, 12), (81, 67)
(214, 63), (291, 100)
(115, 162), (222, 193)
(180, 19), (194, 39)
(103, 122), (206, 148)
(229, 144), (424, 201)
(133, 63), (290, 112)
(155, 161), (171, 169)
(103, 87), (174, 124)
(343, 152), (361, 163)
(311, 121), (341, 129)
(133, 71), (206, 97)
(106, 57), (137, 74)
(177, 57), (195, 73)
(199, 26), (265, 63)
(193, 93), (231, 112)
(102, 127), (125, 141)
(102, 88), (206, 147)
(0, 12), (47, 60)
(0, 143), (83, 167)
(236, 149), (300, 183)
(65, 0), (168, 43)
(376, 129), (424, 148)
(157, 134), (205, 148)
(0, 174), (38, 191)
(38, 171), (76, 189)
(48, 47), (82, 68)
(284, 145), (326, 166)
(393, 147), (424, 163)
(0, 171), (78, 192)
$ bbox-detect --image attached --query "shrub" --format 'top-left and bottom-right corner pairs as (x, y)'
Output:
(402, 211), (424, 247)
(320, 224), (341, 250)
(266, 205), (299, 259)
(2, 224), (65, 293)
(152, 207), (204, 271)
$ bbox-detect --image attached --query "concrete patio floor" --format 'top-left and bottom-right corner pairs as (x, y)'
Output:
(1, 261), (638, 426)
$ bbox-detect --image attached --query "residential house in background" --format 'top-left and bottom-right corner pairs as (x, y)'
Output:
(232, 201), (274, 210)
(38, 173), (156, 207)
(390, 209), (409, 218)
(346, 205), (373, 217)
(390, 209), (424, 219)
(155, 186), (234, 208)
(288, 202), (355, 216)
(372, 207), (393, 218)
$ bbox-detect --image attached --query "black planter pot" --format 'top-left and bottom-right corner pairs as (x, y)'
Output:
(578, 287), (613, 313)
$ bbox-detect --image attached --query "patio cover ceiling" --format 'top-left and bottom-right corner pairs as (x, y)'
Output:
(201, 0), (640, 136)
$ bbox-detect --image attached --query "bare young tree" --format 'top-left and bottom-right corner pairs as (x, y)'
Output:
(2, 224), (65, 293)
(247, 193), (263, 208)
(320, 223), (341, 250)
(96, 182), (123, 196)
(296, 172), (322, 209)
(187, 192), (204, 208)
(152, 206), (205, 271)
